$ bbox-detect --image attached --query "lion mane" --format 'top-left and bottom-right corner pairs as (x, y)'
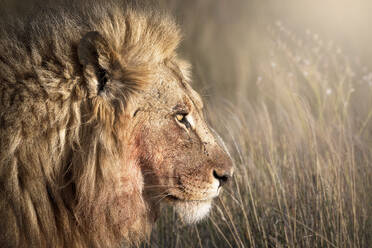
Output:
(0, 1), (181, 247)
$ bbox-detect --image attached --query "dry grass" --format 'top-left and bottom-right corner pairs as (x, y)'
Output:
(143, 1), (372, 247)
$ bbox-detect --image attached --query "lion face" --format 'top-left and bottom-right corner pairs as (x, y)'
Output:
(130, 61), (233, 223)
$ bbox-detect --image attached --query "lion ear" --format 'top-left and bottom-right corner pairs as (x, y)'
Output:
(78, 31), (113, 94)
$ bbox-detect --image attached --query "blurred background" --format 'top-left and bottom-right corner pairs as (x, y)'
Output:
(159, 0), (372, 94)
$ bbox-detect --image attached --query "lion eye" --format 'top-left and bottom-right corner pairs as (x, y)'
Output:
(176, 114), (184, 121)
(175, 113), (191, 129)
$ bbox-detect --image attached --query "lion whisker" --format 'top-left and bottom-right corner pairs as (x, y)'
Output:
(153, 193), (172, 206)
(141, 172), (180, 180)
(143, 184), (183, 190)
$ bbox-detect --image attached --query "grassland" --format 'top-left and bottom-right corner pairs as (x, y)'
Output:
(145, 1), (372, 247)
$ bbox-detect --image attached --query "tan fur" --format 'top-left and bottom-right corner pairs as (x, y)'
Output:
(0, 1), (233, 247)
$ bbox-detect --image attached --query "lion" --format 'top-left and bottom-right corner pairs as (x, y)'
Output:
(0, 0), (233, 247)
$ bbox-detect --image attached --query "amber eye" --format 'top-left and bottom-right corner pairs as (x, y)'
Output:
(175, 113), (191, 129)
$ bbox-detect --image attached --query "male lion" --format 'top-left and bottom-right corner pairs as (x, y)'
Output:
(0, 0), (233, 247)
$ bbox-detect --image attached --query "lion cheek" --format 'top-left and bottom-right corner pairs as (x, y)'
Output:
(173, 200), (212, 224)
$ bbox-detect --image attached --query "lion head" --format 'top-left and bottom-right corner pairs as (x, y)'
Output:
(0, 1), (233, 247)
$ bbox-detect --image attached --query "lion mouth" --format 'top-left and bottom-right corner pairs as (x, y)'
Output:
(166, 195), (181, 201)
(165, 194), (211, 203)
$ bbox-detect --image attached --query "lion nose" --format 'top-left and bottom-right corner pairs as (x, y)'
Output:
(213, 169), (231, 187)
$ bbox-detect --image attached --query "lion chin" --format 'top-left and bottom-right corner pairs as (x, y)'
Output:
(172, 200), (212, 224)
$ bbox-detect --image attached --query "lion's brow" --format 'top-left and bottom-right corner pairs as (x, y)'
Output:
(166, 61), (204, 111)
(190, 91), (204, 111)
(165, 60), (186, 88)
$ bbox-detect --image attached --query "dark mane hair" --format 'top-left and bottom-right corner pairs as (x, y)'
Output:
(0, 0), (180, 247)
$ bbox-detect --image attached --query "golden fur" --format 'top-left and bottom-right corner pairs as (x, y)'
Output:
(0, 1), (233, 247)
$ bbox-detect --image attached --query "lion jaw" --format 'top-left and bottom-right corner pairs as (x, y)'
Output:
(172, 200), (212, 224)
